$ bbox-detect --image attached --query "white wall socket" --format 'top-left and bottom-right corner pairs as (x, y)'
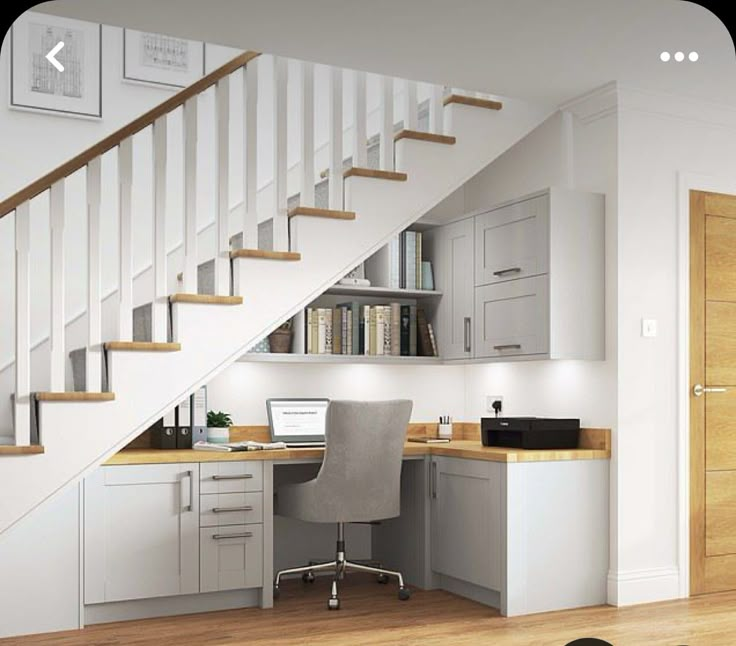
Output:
(486, 395), (504, 414)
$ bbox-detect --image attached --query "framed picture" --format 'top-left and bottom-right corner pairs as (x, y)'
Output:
(123, 29), (204, 89)
(10, 12), (102, 119)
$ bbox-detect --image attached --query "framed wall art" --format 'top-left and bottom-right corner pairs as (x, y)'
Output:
(123, 29), (205, 89)
(10, 12), (102, 118)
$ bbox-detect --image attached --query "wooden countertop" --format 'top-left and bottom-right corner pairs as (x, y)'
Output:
(105, 439), (610, 466)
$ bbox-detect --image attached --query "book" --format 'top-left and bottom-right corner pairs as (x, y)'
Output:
(317, 308), (327, 354)
(375, 306), (385, 356)
(416, 231), (423, 290)
(332, 307), (342, 355)
(409, 304), (417, 356)
(346, 314), (353, 354)
(400, 305), (410, 356)
(421, 261), (434, 291)
(369, 306), (378, 355)
(193, 440), (288, 452)
(306, 309), (312, 354)
(399, 231), (406, 288)
(383, 305), (392, 355)
(405, 231), (416, 290)
(390, 302), (401, 356)
(363, 305), (371, 355)
(311, 308), (319, 354)
(408, 437), (450, 444)
(427, 322), (439, 357)
(337, 301), (361, 355)
(417, 308), (433, 357)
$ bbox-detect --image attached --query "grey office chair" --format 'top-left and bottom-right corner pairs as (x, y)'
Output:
(274, 399), (413, 610)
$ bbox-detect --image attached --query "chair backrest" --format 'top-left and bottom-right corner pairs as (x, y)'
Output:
(313, 400), (413, 522)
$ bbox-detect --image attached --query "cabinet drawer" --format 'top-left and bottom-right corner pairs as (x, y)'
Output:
(200, 524), (264, 592)
(200, 492), (263, 527)
(474, 276), (549, 358)
(200, 462), (263, 494)
(474, 194), (549, 287)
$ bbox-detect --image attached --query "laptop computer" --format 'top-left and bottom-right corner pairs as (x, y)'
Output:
(266, 398), (329, 447)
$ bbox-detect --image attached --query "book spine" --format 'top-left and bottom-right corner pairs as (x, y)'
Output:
(369, 306), (378, 356)
(311, 308), (319, 354)
(406, 231), (416, 290)
(318, 308), (327, 354)
(389, 235), (400, 289)
(363, 305), (371, 355)
(399, 231), (406, 289)
(383, 306), (392, 355)
(332, 307), (341, 354)
(347, 313), (353, 354)
(427, 322), (439, 357)
(400, 305), (410, 356)
(416, 231), (422, 290)
(375, 305), (385, 356)
(391, 302), (401, 356)
(306, 308), (312, 354)
(417, 308), (432, 357)
(409, 304), (417, 356)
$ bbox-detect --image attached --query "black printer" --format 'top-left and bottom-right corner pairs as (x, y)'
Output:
(481, 417), (580, 450)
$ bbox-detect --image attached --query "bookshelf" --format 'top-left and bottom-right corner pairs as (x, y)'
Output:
(325, 285), (441, 299)
(239, 353), (442, 365)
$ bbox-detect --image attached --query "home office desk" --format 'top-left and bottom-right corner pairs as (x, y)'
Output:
(85, 431), (610, 625)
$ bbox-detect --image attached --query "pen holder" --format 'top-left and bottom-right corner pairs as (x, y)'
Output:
(438, 423), (453, 440)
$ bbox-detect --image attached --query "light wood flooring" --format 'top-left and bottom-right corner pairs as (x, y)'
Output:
(4, 575), (736, 645)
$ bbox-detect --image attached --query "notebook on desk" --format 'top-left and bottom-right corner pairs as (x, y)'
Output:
(267, 398), (329, 447)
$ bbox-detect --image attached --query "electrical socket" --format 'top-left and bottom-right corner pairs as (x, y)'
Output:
(486, 395), (503, 414)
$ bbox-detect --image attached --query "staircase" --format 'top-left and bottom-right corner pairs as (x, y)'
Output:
(0, 50), (550, 535)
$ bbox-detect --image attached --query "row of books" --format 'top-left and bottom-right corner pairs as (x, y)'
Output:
(365, 230), (431, 290)
(305, 303), (438, 357)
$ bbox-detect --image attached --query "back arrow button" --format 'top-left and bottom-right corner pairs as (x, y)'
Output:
(46, 41), (65, 72)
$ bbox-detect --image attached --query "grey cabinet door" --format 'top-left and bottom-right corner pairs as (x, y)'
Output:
(200, 524), (264, 592)
(474, 275), (549, 359)
(474, 194), (549, 287)
(433, 218), (474, 359)
(430, 457), (502, 590)
(84, 464), (200, 603)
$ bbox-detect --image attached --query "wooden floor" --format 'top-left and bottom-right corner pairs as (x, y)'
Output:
(4, 575), (736, 645)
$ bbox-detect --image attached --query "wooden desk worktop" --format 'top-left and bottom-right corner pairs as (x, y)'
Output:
(105, 438), (611, 466)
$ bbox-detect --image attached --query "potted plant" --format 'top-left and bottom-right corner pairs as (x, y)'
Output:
(268, 318), (293, 354)
(206, 410), (233, 444)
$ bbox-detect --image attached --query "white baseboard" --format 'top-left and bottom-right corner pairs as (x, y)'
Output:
(607, 566), (680, 606)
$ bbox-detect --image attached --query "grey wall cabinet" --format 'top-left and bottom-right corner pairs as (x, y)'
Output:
(431, 187), (604, 362)
(84, 464), (200, 604)
(430, 456), (502, 590)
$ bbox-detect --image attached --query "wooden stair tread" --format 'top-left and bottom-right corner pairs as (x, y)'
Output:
(288, 206), (356, 220)
(35, 392), (115, 402)
(0, 445), (44, 455)
(231, 249), (301, 261)
(443, 94), (503, 111)
(105, 341), (181, 352)
(343, 167), (408, 181)
(394, 130), (456, 145)
(169, 294), (243, 305)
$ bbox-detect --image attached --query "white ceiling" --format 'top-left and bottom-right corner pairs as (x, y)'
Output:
(35, 0), (735, 107)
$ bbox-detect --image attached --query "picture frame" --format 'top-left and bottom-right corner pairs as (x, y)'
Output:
(10, 12), (102, 119)
(123, 29), (205, 89)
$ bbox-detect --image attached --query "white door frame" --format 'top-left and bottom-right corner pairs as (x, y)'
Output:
(677, 171), (736, 598)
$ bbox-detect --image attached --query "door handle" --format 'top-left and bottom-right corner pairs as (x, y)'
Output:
(431, 461), (438, 499)
(212, 532), (253, 540)
(181, 470), (193, 512)
(212, 474), (253, 480)
(493, 267), (521, 277)
(493, 344), (522, 351)
(212, 506), (254, 513)
(693, 384), (728, 397)
(463, 317), (471, 353)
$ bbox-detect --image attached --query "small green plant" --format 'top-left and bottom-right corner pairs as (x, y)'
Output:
(207, 411), (233, 428)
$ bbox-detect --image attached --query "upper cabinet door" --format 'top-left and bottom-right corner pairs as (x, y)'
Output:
(84, 464), (200, 604)
(474, 194), (549, 287)
(429, 218), (474, 360)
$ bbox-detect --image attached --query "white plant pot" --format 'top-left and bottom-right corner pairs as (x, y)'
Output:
(207, 427), (230, 444)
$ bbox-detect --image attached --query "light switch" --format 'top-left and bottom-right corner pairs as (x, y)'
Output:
(641, 318), (658, 338)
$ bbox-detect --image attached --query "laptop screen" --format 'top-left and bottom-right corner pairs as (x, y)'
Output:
(267, 398), (329, 443)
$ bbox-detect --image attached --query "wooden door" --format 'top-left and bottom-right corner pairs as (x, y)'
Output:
(691, 190), (736, 594)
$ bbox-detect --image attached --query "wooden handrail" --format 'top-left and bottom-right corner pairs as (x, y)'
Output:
(0, 51), (260, 218)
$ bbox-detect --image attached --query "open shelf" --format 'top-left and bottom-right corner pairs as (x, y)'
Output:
(239, 353), (442, 365)
(324, 285), (442, 299)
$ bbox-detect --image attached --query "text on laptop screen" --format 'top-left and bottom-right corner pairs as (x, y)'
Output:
(269, 400), (329, 438)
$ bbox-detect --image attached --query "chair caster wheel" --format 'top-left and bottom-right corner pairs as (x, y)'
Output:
(398, 587), (411, 601)
(328, 597), (340, 610)
(273, 585), (280, 599)
(302, 571), (316, 583)
(377, 574), (389, 584)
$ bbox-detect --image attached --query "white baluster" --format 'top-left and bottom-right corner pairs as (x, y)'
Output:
(14, 202), (30, 445)
(152, 117), (168, 342)
(86, 157), (102, 392)
(272, 57), (289, 250)
(429, 85), (444, 135)
(328, 66), (343, 210)
(405, 80), (418, 131)
(182, 97), (198, 294)
(379, 76), (394, 171)
(244, 58), (259, 248)
(300, 61), (315, 207)
(118, 138), (133, 341)
(352, 70), (367, 169)
(49, 180), (65, 392)
(215, 77), (231, 292)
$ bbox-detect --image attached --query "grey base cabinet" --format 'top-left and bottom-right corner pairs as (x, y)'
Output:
(430, 456), (502, 590)
(84, 464), (200, 604)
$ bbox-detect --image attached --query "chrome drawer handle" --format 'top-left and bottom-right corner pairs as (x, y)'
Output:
(493, 344), (521, 350)
(693, 384), (728, 397)
(211, 474), (254, 481)
(212, 532), (253, 540)
(212, 506), (254, 513)
(493, 267), (521, 277)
